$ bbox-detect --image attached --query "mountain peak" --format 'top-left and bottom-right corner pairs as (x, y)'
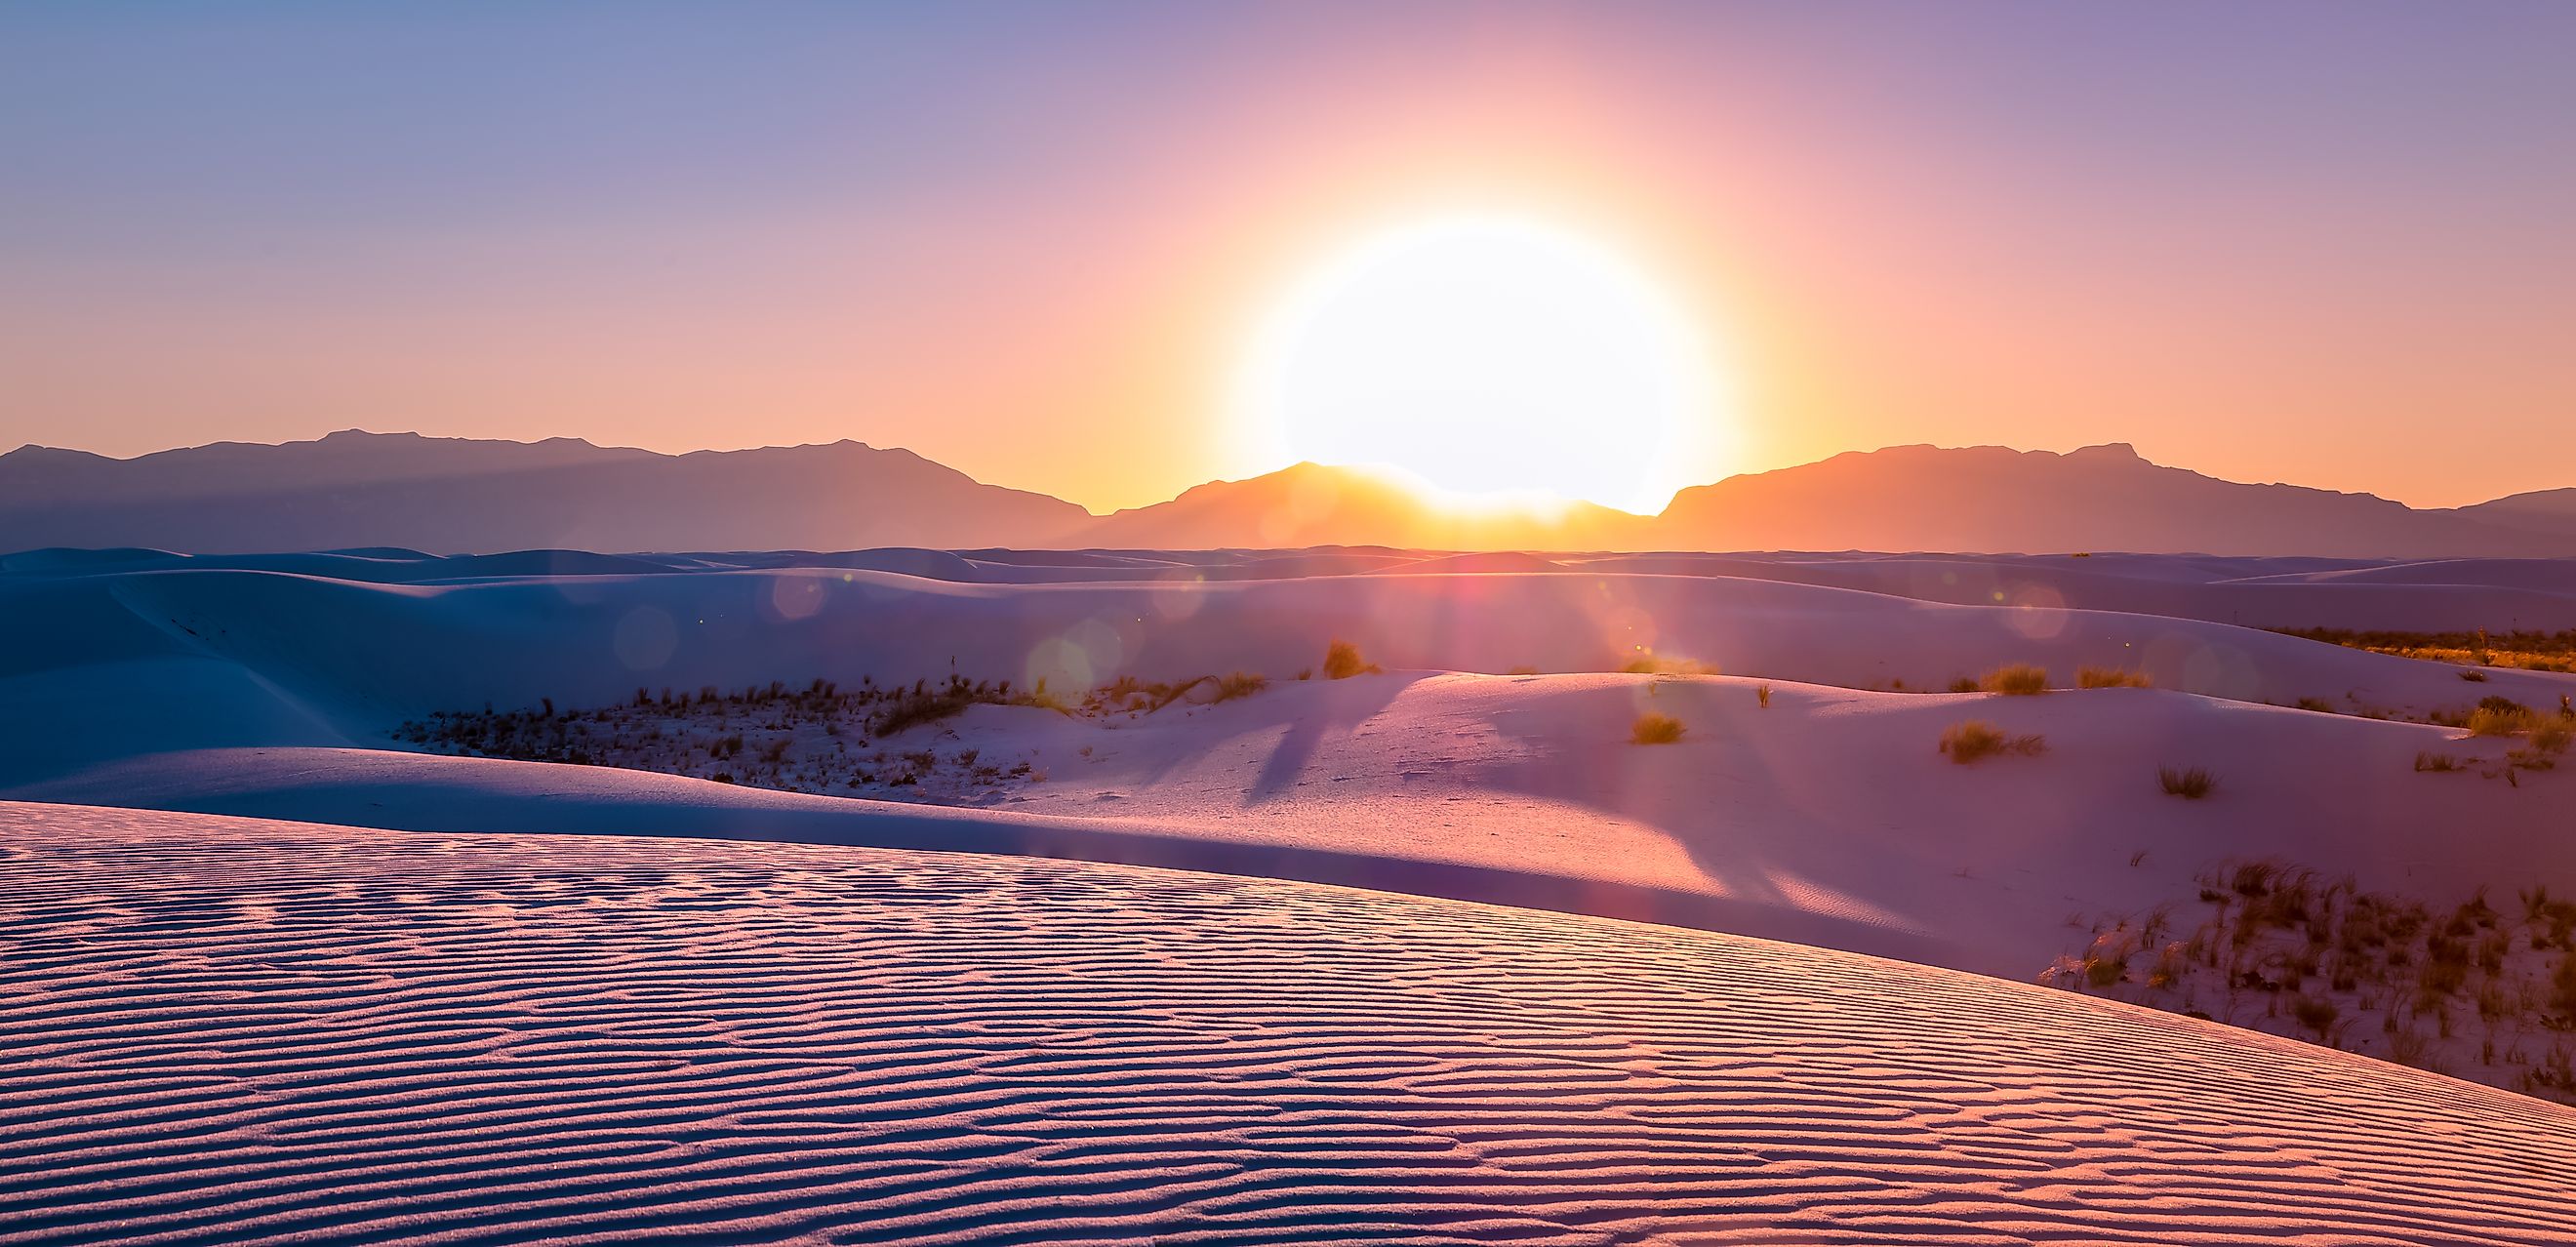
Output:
(2068, 442), (2144, 463)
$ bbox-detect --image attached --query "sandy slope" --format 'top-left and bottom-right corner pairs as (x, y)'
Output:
(20, 663), (2572, 977)
(7, 551), (2573, 1102)
(7, 801), (2574, 1246)
(5, 558), (2572, 787)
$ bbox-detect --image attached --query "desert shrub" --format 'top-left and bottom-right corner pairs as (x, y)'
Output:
(2291, 995), (2340, 1040)
(1214, 670), (1268, 703)
(1506, 665), (1540, 676)
(2528, 718), (2574, 754)
(2158, 766), (2216, 799)
(2414, 751), (2464, 773)
(1322, 639), (1381, 680)
(1948, 676), (1981, 694)
(2509, 719), (2571, 772)
(1755, 683), (1772, 708)
(1630, 712), (1686, 745)
(2078, 666), (2153, 689)
(2080, 927), (2137, 987)
(1940, 720), (2046, 764)
(2461, 669), (2490, 682)
(2468, 704), (2535, 737)
(1980, 664), (2049, 696)
(2295, 697), (2335, 713)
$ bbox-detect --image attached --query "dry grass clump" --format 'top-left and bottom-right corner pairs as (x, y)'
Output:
(2078, 665), (2153, 689)
(2531, 719), (2575, 754)
(1322, 639), (1382, 680)
(1755, 683), (1772, 708)
(1213, 670), (1268, 703)
(2510, 718), (2573, 774)
(1630, 712), (1687, 745)
(1940, 720), (2046, 764)
(2157, 766), (2216, 799)
(2467, 698), (2535, 737)
(1980, 664), (2050, 696)
(2415, 751), (2465, 773)
(1948, 676), (1982, 694)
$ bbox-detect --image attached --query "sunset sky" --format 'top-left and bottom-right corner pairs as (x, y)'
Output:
(4, 2), (2572, 512)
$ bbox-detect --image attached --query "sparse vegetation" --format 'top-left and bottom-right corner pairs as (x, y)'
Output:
(1979, 664), (2049, 696)
(392, 662), (1281, 805)
(1940, 720), (2046, 764)
(1322, 639), (1381, 680)
(1947, 676), (1982, 694)
(2078, 665), (2153, 689)
(1755, 683), (1772, 708)
(1630, 712), (1686, 745)
(2051, 860), (2576, 1104)
(2158, 766), (2216, 799)
(2270, 625), (2576, 674)
(2414, 751), (2465, 773)
(2509, 718), (2573, 774)
(2467, 698), (2535, 737)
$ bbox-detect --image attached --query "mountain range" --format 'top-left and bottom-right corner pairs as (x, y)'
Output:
(3, 428), (2570, 557)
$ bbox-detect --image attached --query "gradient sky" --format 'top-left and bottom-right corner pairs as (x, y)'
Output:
(4, 2), (2573, 512)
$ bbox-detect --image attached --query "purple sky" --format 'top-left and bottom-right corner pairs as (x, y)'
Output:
(4, 2), (2571, 509)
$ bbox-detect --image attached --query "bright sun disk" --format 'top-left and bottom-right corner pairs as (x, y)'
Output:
(1236, 215), (1725, 514)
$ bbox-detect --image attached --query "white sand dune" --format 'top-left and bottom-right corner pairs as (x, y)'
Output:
(6, 556), (2572, 787)
(20, 669), (2569, 986)
(6, 549), (2574, 1106)
(7, 800), (2574, 1246)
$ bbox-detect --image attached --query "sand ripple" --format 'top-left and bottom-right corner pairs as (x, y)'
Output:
(2, 801), (2571, 1246)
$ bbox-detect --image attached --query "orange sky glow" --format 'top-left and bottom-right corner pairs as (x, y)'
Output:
(4, 5), (2571, 512)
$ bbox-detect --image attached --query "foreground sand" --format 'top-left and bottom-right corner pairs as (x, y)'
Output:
(7, 801), (2573, 1246)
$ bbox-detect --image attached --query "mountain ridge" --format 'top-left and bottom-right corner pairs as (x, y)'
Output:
(4, 429), (2568, 557)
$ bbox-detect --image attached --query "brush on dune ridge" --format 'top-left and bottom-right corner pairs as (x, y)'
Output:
(2079, 665), (2153, 689)
(1981, 664), (2050, 696)
(1322, 638), (1382, 680)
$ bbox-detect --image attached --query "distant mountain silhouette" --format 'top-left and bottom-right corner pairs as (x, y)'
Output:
(1654, 443), (2574, 558)
(2455, 488), (2576, 538)
(1084, 462), (1649, 551)
(0, 430), (1089, 554)
(4, 431), (2569, 557)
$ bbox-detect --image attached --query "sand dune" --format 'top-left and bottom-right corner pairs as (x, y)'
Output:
(7, 549), (2574, 1106)
(7, 800), (2573, 1246)
(6, 556), (2572, 788)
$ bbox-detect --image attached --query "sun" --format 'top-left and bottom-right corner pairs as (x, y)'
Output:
(1234, 215), (1726, 513)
